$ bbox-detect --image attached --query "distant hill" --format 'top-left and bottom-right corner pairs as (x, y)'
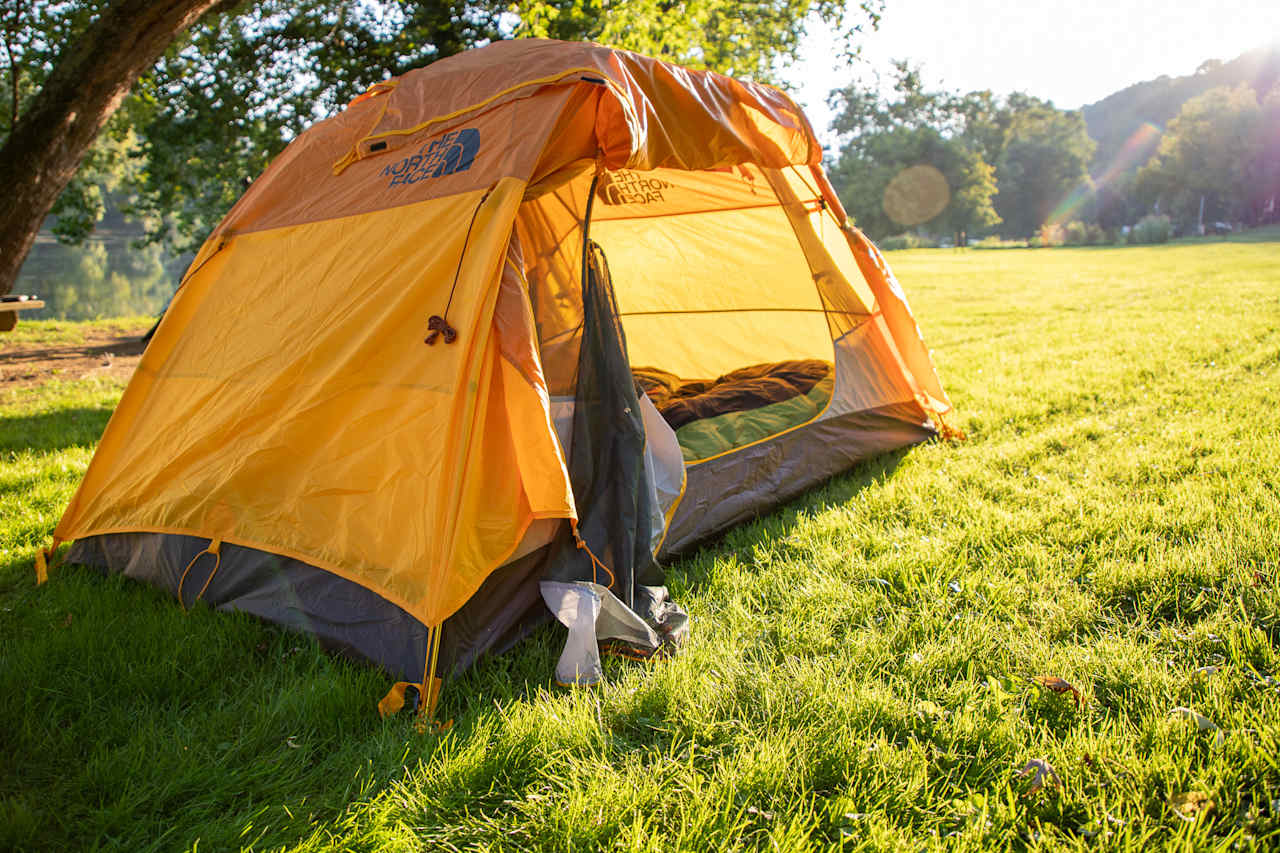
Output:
(1081, 44), (1280, 177)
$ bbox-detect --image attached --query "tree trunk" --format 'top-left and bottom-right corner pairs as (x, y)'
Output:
(0, 0), (237, 295)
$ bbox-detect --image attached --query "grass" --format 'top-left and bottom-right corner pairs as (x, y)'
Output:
(3, 238), (1280, 850)
(956, 223), (1280, 251)
(0, 315), (154, 348)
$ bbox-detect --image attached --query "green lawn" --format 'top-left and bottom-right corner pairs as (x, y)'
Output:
(3, 239), (1279, 851)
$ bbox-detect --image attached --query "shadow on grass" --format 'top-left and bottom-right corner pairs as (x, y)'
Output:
(0, 559), (416, 853)
(0, 406), (114, 455)
(441, 445), (917, 718)
(3, 337), (147, 366)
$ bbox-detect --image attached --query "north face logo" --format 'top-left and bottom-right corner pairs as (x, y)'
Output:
(380, 128), (480, 188)
(596, 170), (671, 205)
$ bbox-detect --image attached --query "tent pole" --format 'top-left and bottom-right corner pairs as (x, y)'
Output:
(579, 172), (601, 297)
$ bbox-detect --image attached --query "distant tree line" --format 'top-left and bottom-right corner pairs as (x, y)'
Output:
(1133, 84), (1280, 230)
(828, 60), (1280, 246)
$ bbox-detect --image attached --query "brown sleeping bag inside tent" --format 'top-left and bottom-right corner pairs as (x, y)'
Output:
(634, 360), (834, 461)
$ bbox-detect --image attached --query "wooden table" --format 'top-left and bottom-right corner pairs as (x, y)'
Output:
(0, 298), (45, 332)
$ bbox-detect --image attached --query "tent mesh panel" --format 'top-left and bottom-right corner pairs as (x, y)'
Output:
(542, 241), (663, 607)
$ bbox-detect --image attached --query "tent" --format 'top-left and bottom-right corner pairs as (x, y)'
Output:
(38, 39), (957, 714)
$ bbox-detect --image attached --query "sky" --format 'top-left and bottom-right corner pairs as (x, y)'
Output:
(786, 0), (1280, 146)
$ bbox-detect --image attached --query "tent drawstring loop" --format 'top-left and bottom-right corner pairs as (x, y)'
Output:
(571, 522), (616, 590)
(34, 536), (65, 585)
(425, 186), (493, 346)
(176, 537), (222, 612)
(916, 394), (966, 442)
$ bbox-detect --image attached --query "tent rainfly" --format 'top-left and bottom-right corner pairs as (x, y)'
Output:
(37, 39), (959, 717)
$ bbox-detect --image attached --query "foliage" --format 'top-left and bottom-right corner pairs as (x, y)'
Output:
(877, 231), (936, 251)
(1135, 84), (1279, 229)
(1092, 172), (1139, 232)
(827, 69), (1100, 242)
(827, 62), (1000, 241)
(828, 45), (1279, 243)
(969, 235), (1028, 250)
(2, 1), (881, 255)
(993, 100), (1095, 238)
(1061, 220), (1106, 246)
(1081, 45), (1279, 178)
(17, 231), (185, 320)
(519, 0), (881, 82)
(954, 90), (1034, 171)
(1127, 214), (1173, 244)
(1028, 222), (1107, 248)
(1027, 223), (1063, 248)
(6, 238), (1280, 848)
(1, 1), (147, 246)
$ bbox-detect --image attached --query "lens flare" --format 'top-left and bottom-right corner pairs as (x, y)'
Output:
(883, 165), (951, 227)
(1047, 122), (1163, 226)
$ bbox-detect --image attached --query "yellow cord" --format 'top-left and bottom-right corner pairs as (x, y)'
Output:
(34, 537), (65, 585)
(176, 537), (222, 611)
(571, 522), (617, 590)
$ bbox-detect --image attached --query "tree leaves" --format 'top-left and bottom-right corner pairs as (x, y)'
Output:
(520, 0), (882, 83)
(827, 73), (1096, 240)
(8, 1), (884, 255)
(1135, 83), (1280, 227)
(826, 66), (1006, 240)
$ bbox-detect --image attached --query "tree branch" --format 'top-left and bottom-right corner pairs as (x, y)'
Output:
(0, 0), (239, 295)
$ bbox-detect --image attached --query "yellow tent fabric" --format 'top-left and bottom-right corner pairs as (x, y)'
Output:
(56, 180), (573, 627)
(51, 39), (956, 632)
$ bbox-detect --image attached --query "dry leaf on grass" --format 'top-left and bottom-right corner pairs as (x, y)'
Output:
(1169, 791), (1214, 820)
(1170, 707), (1225, 747)
(1170, 706), (1217, 729)
(1031, 675), (1084, 705)
(1014, 758), (1061, 796)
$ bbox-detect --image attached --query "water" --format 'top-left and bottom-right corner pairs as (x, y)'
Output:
(15, 231), (192, 321)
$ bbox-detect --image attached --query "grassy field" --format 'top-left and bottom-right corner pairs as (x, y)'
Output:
(2, 238), (1279, 851)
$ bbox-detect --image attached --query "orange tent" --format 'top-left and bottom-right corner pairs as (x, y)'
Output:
(43, 39), (956, 708)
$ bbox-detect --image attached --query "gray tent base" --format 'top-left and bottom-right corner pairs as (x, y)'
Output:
(659, 403), (936, 557)
(67, 532), (552, 683)
(66, 404), (932, 685)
